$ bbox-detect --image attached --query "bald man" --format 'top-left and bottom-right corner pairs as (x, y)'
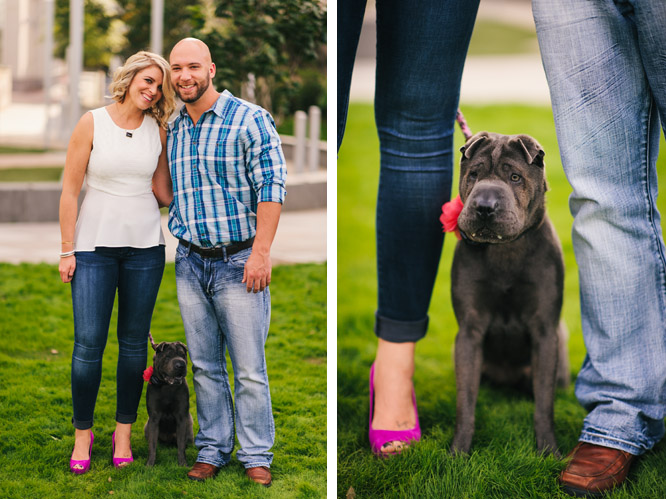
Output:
(167, 38), (286, 486)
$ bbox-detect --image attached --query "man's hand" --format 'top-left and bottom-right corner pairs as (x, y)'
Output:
(241, 202), (281, 293)
(242, 249), (272, 293)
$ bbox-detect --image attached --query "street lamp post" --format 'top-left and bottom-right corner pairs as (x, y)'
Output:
(151, 0), (164, 56)
(68, 0), (83, 135)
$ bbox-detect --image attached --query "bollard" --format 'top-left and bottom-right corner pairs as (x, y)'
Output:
(293, 110), (307, 173)
(308, 106), (321, 171)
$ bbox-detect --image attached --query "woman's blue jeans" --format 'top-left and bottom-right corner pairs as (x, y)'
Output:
(534, 0), (666, 455)
(175, 244), (274, 469)
(338, 0), (480, 342)
(70, 246), (165, 430)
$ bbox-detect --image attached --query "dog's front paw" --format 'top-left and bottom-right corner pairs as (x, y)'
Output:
(146, 457), (156, 467)
(450, 434), (472, 456)
(536, 438), (561, 459)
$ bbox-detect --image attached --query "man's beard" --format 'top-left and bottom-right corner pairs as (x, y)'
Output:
(177, 74), (211, 103)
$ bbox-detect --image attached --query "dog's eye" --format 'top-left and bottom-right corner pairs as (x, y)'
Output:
(510, 173), (522, 183)
(468, 171), (478, 180)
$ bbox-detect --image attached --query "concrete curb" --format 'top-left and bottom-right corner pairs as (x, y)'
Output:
(0, 169), (326, 222)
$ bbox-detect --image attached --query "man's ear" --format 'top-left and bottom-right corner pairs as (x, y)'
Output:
(210, 62), (216, 79)
(460, 132), (489, 159)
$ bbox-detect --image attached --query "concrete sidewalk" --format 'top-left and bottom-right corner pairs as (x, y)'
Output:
(0, 209), (327, 265)
(349, 0), (550, 106)
(349, 54), (551, 106)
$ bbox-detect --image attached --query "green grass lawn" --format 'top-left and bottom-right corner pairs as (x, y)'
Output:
(0, 262), (326, 498)
(0, 145), (49, 154)
(337, 103), (666, 498)
(468, 20), (539, 56)
(0, 167), (63, 182)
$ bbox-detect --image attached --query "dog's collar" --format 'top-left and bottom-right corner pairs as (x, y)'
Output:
(143, 366), (166, 386)
(143, 366), (185, 386)
(143, 366), (160, 385)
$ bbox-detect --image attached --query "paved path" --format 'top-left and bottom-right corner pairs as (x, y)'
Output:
(349, 0), (550, 105)
(349, 54), (550, 105)
(0, 209), (327, 265)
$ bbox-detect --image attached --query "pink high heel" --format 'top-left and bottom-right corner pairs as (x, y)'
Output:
(112, 431), (134, 468)
(70, 430), (94, 474)
(368, 363), (421, 456)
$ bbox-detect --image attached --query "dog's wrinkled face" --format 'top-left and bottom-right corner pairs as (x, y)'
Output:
(152, 342), (189, 385)
(457, 131), (547, 244)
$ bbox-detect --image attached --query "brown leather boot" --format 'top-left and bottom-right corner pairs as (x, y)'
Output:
(560, 442), (636, 497)
(245, 466), (272, 487)
(187, 462), (220, 481)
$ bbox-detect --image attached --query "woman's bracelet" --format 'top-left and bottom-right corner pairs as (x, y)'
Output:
(60, 251), (76, 258)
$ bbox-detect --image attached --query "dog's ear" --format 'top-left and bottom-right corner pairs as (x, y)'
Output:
(176, 341), (188, 353)
(511, 135), (545, 168)
(460, 132), (489, 159)
(156, 342), (166, 352)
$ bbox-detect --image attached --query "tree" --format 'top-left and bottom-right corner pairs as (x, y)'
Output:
(115, 0), (201, 59)
(54, 0), (117, 70)
(191, 0), (327, 122)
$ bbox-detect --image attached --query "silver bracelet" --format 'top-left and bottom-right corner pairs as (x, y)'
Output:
(60, 250), (75, 258)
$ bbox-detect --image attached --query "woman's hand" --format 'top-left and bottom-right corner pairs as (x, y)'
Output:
(59, 255), (76, 283)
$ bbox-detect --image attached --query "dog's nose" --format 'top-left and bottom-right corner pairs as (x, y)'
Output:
(174, 359), (186, 371)
(473, 193), (500, 219)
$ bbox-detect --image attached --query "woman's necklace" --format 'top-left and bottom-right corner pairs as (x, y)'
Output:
(115, 102), (140, 138)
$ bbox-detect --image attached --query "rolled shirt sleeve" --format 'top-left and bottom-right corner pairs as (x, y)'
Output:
(244, 109), (287, 204)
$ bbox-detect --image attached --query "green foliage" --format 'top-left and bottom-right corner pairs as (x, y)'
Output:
(115, 0), (201, 59)
(192, 0), (327, 121)
(54, 0), (116, 70)
(51, 0), (327, 124)
(337, 103), (666, 498)
(0, 262), (326, 497)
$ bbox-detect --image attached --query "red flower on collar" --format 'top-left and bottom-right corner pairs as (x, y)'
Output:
(143, 366), (154, 383)
(440, 195), (463, 240)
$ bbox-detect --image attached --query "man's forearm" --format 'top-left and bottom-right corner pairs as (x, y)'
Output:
(252, 201), (282, 253)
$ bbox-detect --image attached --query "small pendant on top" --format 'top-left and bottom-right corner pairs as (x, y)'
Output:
(126, 131), (133, 138)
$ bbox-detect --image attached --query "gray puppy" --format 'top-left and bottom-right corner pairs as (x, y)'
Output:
(144, 333), (194, 467)
(449, 131), (569, 456)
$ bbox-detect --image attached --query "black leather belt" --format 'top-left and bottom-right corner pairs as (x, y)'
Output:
(179, 237), (254, 258)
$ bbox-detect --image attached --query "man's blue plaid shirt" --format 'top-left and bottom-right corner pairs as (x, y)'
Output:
(167, 90), (287, 247)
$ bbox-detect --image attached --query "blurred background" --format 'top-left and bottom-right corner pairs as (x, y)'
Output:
(0, 0), (327, 263)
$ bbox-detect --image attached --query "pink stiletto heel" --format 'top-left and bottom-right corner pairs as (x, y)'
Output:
(70, 430), (94, 474)
(112, 431), (134, 468)
(368, 363), (421, 456)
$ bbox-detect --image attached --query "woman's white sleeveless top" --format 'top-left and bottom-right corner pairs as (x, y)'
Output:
(74, 107), (165, 251)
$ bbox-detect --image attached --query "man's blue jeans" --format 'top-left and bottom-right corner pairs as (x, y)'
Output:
(175, 244), (274, 468)
(338, 0), (480, 342)
(534, 0), (666, 455)
(71, 246), (165, 429)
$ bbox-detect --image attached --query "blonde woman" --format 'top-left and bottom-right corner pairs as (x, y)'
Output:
(59, 51), (175, 474)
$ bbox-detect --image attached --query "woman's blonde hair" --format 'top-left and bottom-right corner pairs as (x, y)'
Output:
(108, 51), (176, 128)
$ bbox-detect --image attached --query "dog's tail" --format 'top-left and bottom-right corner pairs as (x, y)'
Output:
(148, 331), (158, 351)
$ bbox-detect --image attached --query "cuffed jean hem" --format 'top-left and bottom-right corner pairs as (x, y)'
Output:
(72, 418), (93, 430)
(116, 412), (137, 425)
(244, 462), (272, 470)
(579, 431), (643, 457)
(195, 456), (230, 468)
(374, 312), (428, 343)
